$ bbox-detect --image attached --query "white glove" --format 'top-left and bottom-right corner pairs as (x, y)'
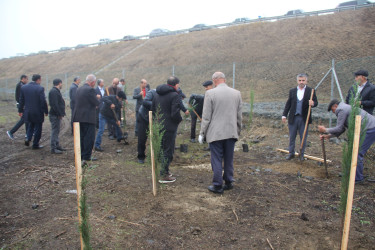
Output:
(198, 135), (204, 144)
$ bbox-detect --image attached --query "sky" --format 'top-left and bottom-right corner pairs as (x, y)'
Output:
(0, 0), (348, 59)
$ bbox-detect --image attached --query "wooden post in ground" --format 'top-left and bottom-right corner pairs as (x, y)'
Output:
(73, 122), (84, 250)
(149, 111), (157, 196)
(341, 115), (361, 250)
(321, 138), (329, 178)
(300, 89), (314, 157)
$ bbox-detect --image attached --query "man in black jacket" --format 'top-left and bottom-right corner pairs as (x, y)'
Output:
(18, 74), (48, 149)
(94, 91), (126, 151)
(345, 70), (375, 115)
(48, 79), (66, 154)
(152, 76), (183, 183)
(189, 80), (213, 142)
(72, 74), (100, 161)
(69, 76), (80, 134)
(133, 79), (148, 136)
(282, 73), (318, 160)
(7, 75), (29, 140)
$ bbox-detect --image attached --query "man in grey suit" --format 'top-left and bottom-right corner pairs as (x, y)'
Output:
(133, 79), (148, 136)
(318, 99), (375, 184)
(199, 72), (242, 194)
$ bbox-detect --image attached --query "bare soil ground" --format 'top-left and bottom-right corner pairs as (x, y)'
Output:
(1, 101), (375, 249)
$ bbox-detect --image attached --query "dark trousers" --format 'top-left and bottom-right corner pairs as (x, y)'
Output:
(10, 114), (28, 135)
(190, 115), (198, 139)
(209, 138), (236, 186)
(160, 130), (177, 176)
(135, 111), (139, 135)
(27, 122), (43, 148)
(288, 115), (308, 157)
(137, 116), (149, 160)
(79, 122), (96, 161)
(356, 127), (375, 181)
(49, 115), (61, 150)
(95, 109), (100, 129)
(70, 108), (74, 135)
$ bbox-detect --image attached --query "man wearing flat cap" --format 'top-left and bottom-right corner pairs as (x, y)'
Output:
(345, 70), (375, 115)
(189, 80), (213, 142)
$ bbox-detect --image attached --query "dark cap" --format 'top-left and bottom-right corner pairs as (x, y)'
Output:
(117, 91), (126, 100)
(202, 80), (213, 87)
(328, 99), (340, 111)
(354, 70), (368, 77)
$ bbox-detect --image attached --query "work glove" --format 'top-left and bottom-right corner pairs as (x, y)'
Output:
(198, 135), (204, 144)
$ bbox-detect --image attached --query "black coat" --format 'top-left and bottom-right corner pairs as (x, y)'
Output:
(345, 81), (375, 115)
(133, 86), (146, 112)
(95, 86), (107, 109)
(69, 83), (79, 110)
(152, 84), (182, 132)
(139, 89), (156, 122)
(18, 82), (48, 123)
(72, 83), (100, 124)
(100, 96), (121, 120)
(282, 86), (318, 125)
(15, 81), (27, 103)
(189, 94), (204, 118)
(48, 87), (66, 117)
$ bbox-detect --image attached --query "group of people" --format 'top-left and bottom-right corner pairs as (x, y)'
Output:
(6, 68), (374, 193)
(283, 69), (375, 185)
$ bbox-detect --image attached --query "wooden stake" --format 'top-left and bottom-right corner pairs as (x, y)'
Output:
(276, 148), (332, 163)
(73, 122), (84, 250)
(189, 104), (202, 121)
(341, 115), (361, 250)
(321, 137), (329, 178)
(105, 87), (109, 96)
(300, 89), (314, 155)
(149, 111), (157, 196)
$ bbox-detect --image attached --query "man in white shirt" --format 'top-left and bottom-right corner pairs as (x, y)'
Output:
(282, 74), (318, 160)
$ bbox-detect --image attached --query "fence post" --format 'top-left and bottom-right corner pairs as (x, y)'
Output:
(172, 65), (175, 76)
(46, 75), (49, 95)
(5, 79), (8, 100)
(233, 62), (235, 89)
(122, 69), (125, 79)
(65, 73), (68, 99)
(329, 59), (335, 127)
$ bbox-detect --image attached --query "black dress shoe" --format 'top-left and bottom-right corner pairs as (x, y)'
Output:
(25, 140), (30, 146)
(56, 146), (66, 151)
(208, 185), (224, 194)
(190, 138), (196, 143)
(223, 182), (234, 190)
(32, 145), (44, 150)
(109, 135), (115, 140)
(286, 154), (295, 160)
(95, 147), (104, 152)
(90, 157), (98, 161)
(355, 179), (366, 185)
(51, 149), (63, 154)
(138, 159), (145, 164)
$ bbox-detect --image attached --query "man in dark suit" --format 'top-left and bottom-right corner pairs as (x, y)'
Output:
(48, 79), (66, 154)
(345, 70), (375, 115)
(18, 74), (48, 149)
(95, 79), (107, 128)
(133, 79), (148, 136)
(108, 78), (127, 139)
(282, 73), (318, 160)
(189, 80), (213, 142)
(69, 76), (81, 134)
(7, 75), (29, 140)
(72, 74), (100, 161)
(152, 76), (183, 183)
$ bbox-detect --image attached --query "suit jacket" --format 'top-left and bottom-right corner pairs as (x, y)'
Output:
(133, 86), (146, 112)
(345, 81), (375, 115)
(18, 82), (48, 123)
(327, 102), (375, 137)
(72, 83), (100, 124)
(282, 86), (318, 125)
(48, 87), (66, 117)
(139, 89), (156, 122)
(69, 83), (79, 110)
(95, 86), (107, 109)
(200, 83), (242, 143)
(152, 84), (182, 132)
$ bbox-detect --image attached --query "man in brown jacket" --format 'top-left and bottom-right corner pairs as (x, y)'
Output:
(199, 72), (242, 194)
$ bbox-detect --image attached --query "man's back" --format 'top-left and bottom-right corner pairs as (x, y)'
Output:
(19, 82), (48, 123)
(72, 83), (99, 124)
(69, 83), (78, 109)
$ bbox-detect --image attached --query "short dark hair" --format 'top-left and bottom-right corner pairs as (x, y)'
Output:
(53, 78), (62, 86)
(328, 99), (340, 111)
(20, 75), (27, 80)
(73, 76), (80, 82)
(32, 74), (41, 82)
(120, 79), (125, 83)
(167, 76), (180, 86)
(117, 91), (126, 100)
(97, 79), (103, 86)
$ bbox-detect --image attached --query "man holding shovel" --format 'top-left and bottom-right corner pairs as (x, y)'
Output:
(282, 73), (318, 161)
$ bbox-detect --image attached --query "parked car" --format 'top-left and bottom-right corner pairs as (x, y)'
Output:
(38, 50), (48, 54)
(60, 47), (71, 51)
(149, 28), (170, 38)
(285, 9), (304, 15)
(189, 24), (211, 32)
(122, 35), (136, 41)
(75, 44), (87, 49)
(99, 38), (110, 44)
(336, 0), (372, 8)
(233, 17), (250, 23)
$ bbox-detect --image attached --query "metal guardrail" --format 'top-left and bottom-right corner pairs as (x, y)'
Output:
(5, 3), (374, 59)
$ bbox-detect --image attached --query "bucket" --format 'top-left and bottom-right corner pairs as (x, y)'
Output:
(180, 144), (188, 153)
(242, 144), (249, 152)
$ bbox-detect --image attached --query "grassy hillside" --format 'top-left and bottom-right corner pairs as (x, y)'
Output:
(1, 8), (374, 102)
